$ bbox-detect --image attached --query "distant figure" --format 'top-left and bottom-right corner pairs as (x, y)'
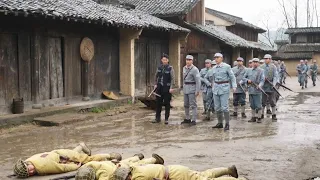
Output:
(304, 60), (310, 88)
(279, 61), (287, 84)
(310, 59), (318, 86)
(296, 60), (307, 89)
(248, 59), (253, 68)
(233, 61), (238, 67)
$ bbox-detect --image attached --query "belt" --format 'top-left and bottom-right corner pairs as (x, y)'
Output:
(215, 81), (229, 84)
(184, 82), (196, 85)
(164, 166), (170, 180)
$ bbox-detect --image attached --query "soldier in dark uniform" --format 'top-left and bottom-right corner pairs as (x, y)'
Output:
(152, 54), (175, 124)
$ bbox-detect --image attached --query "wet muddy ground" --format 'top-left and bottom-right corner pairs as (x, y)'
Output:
(1, 77), (320, 180)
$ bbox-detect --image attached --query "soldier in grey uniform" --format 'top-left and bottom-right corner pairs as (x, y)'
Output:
(231, 57), (247, 118)
(241, 58), (265, 123)
(297, 60), (307, 89)
(181, 55), (201, 125)
(248, 59), (253, 68)
(310, 59), (318, 86)
(203, 60), (216, 120)
(200, 59), (213, 115)
(304, 60), (310, 88)
(233, 61), (238, 67)
(211, 53), (237, 131)
(260, 54), (279, 121)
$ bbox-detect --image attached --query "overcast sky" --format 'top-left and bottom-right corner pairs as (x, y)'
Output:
(206, 0), (320, 30)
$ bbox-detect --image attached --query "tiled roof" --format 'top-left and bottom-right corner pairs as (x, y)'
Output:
(285, 27), (320, 34)
(205, 8), (266, 33)
(273, 52), (313, 60)
(0, 0), (190, 32)
(185, 23), (275, 51)
(274, 40), (289, 45)
(283, 43), (320, 52)
(118, 0), (200, 17)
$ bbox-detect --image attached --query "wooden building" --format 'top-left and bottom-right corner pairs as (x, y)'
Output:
(0, 0), (189, 114)
(273, 27), (320, 75)
(118, 0), (275, 78)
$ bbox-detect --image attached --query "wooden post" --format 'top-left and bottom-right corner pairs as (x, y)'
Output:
(82, 62), (90, 101)
(31, 31), (42, 109)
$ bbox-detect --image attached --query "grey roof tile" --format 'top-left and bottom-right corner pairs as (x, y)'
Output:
(285, 27), (320, 34)
(118, 0), (199, 17)
(283, 43), (320, 52)
(205, 8), (266, 33)
(273, 52), (313, 60)
(0, 0), (190, 32)
(185, 23), (274, 51)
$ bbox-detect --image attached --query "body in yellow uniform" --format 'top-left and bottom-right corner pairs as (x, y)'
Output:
(75, 154), (164, 180)
(13, 143), (121, 178)
(115, 164), (246, 180)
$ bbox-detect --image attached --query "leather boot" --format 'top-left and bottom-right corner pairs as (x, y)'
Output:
(212, 123), (223, 128)
(272, 114), (278, 121)
(134, 153), (144, 160)
(213, 112), (224, 128)
(152, 154), (164, 164)
(202, 109), (207, 115)
(228, 165), (238, 178)
(231, 106), (238, 116)
(248, 117), (257, 122)
(181, 119), (191, 124)
(224, 123), (230, 131)
(73, 142), (91, 156)
(164, 119), (168, 125)
(240, 106), (246, 118)
(266, 109), (272, 114)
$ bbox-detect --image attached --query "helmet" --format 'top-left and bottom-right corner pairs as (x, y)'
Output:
(109, 153), (122, 161)
(13, 159), (29, 178)
(75, 166), (96, 180)
(113, 167), (131, 180)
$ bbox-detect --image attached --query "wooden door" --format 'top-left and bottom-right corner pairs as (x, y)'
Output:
(39, 36), (64, 100)
(0, 33), (19, 106)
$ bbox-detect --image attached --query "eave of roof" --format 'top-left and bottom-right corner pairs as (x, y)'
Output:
(0, 0), (190, 32)
(205, 8), (266, 33)
(285, 27), (320, 34)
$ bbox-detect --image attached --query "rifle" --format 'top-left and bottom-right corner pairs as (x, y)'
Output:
(238, 83), (246, 92)
(251, 82), (268, 97)
(284, 70), (292, 78)
(265, 79), (283, 98)
(50, 174), (76, 180)
(277, 82), (294, 92)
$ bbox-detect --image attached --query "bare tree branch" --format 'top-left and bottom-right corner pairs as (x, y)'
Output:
(277, 0), (293, 28)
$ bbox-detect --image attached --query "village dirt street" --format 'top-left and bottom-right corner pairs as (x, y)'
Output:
(1, 77), (320, 180)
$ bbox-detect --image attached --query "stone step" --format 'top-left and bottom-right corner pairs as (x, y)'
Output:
(33, 113), (94, 126)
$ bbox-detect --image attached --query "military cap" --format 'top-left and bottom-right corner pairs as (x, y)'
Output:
(186, 55), (194, 60)
(252, 58), (260, 62)
(233, 61), (238, 66)
(236, 57), (244, 61)
(75, 166), (96, 180)
(113, 167), (131, 180)
(264, 54), (272, 59)
(211, 60), (217, 65)
(13, 159), (29, 178)
(300, 60), (304, 62)
(205, 59), (212, 63)
(214, 53), (223, 58)
(248, 60), (253, 63)
(259, 59), (265, 63)
(305, 59), (309, 62)
(313, 59), (317, 63)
